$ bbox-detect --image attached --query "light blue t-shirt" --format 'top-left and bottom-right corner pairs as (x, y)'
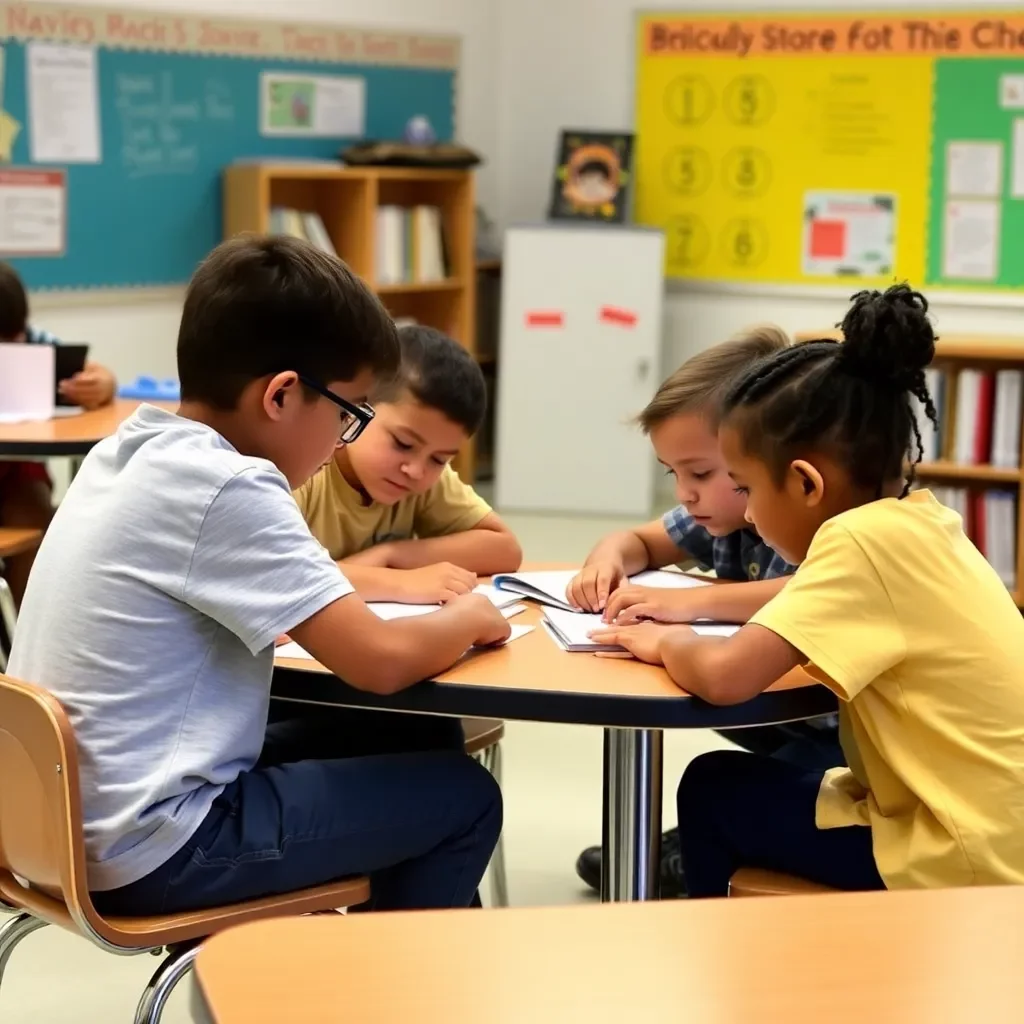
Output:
(9, 404), (353, 891)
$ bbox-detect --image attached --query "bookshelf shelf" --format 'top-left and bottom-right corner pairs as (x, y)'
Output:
(796, 333), (1024, 606)
(916, 462), (1021, 484)
(223, 162), (479, 481)
(375, 278), (466, 295)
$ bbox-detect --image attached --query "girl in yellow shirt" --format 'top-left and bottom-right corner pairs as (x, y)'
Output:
(593, 284), (1024, 895)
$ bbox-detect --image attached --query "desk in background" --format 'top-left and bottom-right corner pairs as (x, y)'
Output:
(274, 582), (834, 903)
(192, 886), (1024, 1023)
(0, 400), (169, 460)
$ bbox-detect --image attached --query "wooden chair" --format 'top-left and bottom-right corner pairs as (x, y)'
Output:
(462, 718), (508, 907)
(0, 674), (370, 1023)
(0, 529), (43, 670)
(728, 868), (837, 897)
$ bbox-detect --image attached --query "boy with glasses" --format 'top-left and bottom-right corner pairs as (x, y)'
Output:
(9, 236), (510, 914)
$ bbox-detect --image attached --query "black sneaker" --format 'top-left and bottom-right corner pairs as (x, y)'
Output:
(575, 827), (686, 897)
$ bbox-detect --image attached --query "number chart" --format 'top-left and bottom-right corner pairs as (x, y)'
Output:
(635, 8), (1024, 294)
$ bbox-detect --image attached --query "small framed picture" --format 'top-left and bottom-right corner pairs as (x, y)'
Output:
(549, 130), (634, 224)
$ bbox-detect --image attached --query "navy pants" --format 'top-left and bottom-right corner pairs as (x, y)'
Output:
(93, 707), (499, 915)
(677, 750), (885, 898)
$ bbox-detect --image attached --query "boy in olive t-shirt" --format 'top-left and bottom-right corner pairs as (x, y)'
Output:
(293, 325), (522, 605)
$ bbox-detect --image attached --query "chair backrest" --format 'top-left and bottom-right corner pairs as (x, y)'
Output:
(0, 673), (95, 929)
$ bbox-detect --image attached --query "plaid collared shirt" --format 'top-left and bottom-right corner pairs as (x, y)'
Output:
(25, 325), (60, 345)
(662, 505), (795, 581)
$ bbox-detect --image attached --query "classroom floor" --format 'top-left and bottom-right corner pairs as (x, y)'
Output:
(1, 504), (732, 1024)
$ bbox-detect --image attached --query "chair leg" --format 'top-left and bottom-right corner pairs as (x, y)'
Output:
(133, 942), (201, 1024)
(0, 913), (47, 993)
(482, 743), (510, 908)
(0, 577), (17, 671)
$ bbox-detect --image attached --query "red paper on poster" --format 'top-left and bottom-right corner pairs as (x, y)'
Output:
(526, 311), (564, 328)
(600, 305), (638, 327)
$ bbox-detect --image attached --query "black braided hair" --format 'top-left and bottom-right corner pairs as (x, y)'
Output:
(722, 284), (938, 498)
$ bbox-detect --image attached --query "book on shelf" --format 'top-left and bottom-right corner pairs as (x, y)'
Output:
(375, 205), (448, 285)
(993, 370), (1024, 469)
(930, 485), (1017, 590)
(943, 367), (1021, 467)
(269, 206), (337, 257)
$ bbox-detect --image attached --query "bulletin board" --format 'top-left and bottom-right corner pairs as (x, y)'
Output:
(0, 3), (459, 290)
(634, 8), (1024, 294)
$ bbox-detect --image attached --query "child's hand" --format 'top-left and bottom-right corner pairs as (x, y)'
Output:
(59, 365), (116, 410)
(457, 593), (512, 647)
(567, 560), (627, 612)
(397, 562), (478, 604)
(603, 586), (703, 625)
(588, 622), (680, 665)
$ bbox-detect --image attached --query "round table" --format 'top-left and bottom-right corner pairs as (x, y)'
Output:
(274, 599), (834, 902)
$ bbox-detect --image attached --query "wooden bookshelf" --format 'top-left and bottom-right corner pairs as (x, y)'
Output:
(796, 333), (1024, 606)
(223, 163), (479, 481)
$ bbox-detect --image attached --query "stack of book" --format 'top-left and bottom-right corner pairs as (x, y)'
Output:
(268, 207), (337, 257)
(375, 205), (448, 285)
(917, 367), (1023, 467)
(929, 486), (1017, 590)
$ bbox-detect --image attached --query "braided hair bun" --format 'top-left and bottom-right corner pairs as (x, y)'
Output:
(838, 284), (936, 389)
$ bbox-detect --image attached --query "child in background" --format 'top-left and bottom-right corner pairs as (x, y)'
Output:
(594, 285), (1024, 894)
(568, 327), (842, 897)
(295, 324), (522, 602)
(0, 262), (117, 604)
(10, 237), (509, 914)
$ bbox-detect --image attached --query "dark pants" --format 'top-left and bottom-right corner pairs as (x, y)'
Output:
(716, 720), (845, 772)
(677, 750), (885, 898)
(93, 706), (498, 915)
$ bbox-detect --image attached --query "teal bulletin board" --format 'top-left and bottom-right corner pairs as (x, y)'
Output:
(0, 3), (459, 290)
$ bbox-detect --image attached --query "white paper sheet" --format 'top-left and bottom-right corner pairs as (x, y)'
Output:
(260, 72), (365, 138)
(1012, 119), (1024, 199)
(0, 343), (54, 422)
(0, 169), (65, 256)
(1001, 74), (1024, 109)
(27, 42), (101, 163)
(946, 141), (1003, 198)
(367, 585), (524, 621)
(276, 623), (534, 663)
(943, 200), (1000, 281)
(492, 568), (710, 612)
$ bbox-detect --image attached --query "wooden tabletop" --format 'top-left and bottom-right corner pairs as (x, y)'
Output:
(192, 887), (1024, 1024)
(0, 400), (173, 457)
(273, 572), (834, 729)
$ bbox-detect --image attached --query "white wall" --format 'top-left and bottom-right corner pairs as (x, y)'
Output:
(29, 0), (501, 384)
(496, 0), (1024, 376)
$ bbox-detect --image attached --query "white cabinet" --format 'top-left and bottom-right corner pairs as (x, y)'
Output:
(495, 225), (665, 516)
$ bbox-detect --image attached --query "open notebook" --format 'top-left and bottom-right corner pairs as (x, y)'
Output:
(492, 569), (710, 613)
(367, 584), (523, 621)
(542, 607), (739, 653)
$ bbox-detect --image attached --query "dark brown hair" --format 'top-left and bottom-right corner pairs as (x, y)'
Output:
(177, 235), (400, 409)
(722, 284), (937, 497)
(637, 325), (791, 433)
(374, 325), (486, 434)
(0, 263), (29, 340)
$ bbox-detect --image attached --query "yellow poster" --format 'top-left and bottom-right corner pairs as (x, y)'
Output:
(634, 9), (1024, 290)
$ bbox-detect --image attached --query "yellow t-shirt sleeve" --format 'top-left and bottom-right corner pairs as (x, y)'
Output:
(292, 477), (314, 521)
(750, 520), (905, 701)
(413, 465), (493, 538)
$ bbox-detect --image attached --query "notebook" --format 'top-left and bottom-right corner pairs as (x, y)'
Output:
(492, 568), (710, 613)
(542, 607), (739, 653)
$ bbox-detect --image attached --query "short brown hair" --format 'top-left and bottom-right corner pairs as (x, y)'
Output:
(637, 325), (791, 433)
(177, 235), (400, 409)
(0, 263), (29, 340)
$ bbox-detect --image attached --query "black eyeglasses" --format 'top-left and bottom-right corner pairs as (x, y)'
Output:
(298, 376), (375, 445)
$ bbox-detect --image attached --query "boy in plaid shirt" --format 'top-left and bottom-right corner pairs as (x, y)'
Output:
(568, 328), (841, 896)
